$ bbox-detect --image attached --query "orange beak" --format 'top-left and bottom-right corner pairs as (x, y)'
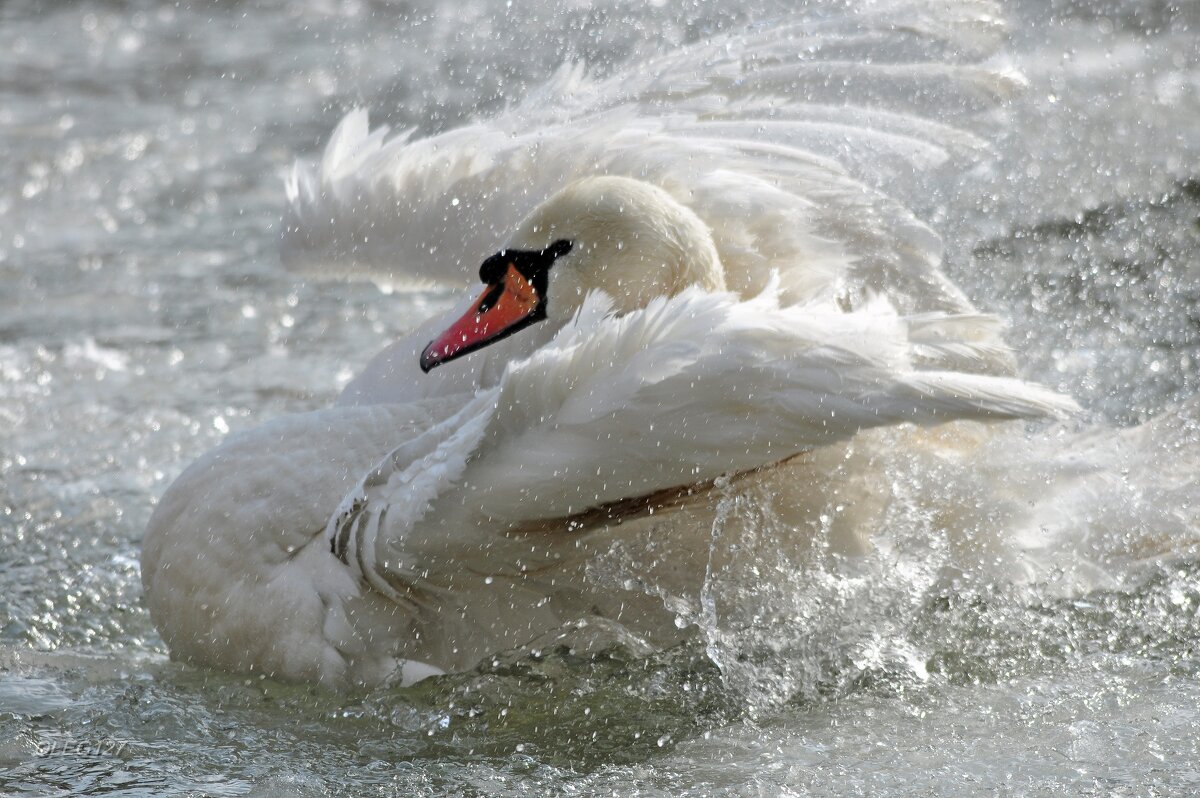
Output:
(420, 264), (545, 372)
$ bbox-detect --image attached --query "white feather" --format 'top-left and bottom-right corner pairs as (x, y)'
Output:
(446, 285), (1076, 524)
(282, 2), (1013, 325)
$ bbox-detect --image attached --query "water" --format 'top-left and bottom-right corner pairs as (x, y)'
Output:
(1, 0), (1198, 794)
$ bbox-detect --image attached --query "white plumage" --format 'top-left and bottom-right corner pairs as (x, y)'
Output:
(143, 1), (1079, 688)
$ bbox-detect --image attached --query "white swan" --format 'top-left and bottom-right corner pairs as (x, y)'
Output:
(141, 3), (1077, 688)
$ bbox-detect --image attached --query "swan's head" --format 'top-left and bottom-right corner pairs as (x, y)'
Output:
(420, 176), (724, 372)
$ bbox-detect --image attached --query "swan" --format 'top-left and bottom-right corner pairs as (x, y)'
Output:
(141, 3), (1079, 688)
(142, 174), (1075, 688)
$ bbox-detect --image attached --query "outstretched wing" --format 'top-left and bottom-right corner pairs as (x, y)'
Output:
(284, 1), (1018, 322)
(326, 283), (1076, 597)
(452, 285), (1077, 524)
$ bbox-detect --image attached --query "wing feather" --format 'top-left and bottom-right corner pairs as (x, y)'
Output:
(334, 283), (1075, 594)
(457, 286), (1076, 523)
(283, 1), (1015, 329)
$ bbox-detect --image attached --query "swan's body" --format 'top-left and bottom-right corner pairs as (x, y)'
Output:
(142, 3), (1079, 688)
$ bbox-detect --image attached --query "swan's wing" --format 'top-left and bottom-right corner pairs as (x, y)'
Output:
(284, 1), (1016, 320)
(330, 285), (1075, 596)
(458, 287), (1077, 523)
(324, 389), (500, 604)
